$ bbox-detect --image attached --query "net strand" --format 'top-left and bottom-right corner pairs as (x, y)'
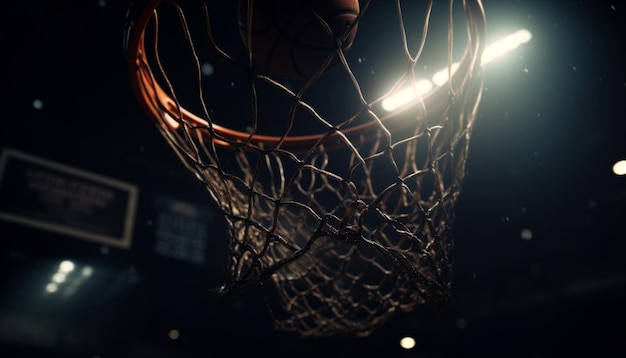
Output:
(126, 0), (486, 337)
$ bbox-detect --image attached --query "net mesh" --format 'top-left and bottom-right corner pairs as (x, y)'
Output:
(126, 0), (486, 337)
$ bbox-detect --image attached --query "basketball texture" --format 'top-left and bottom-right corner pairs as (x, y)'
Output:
(238, 0), (360, 80)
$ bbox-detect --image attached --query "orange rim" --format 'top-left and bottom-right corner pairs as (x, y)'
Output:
(125, 0), (486, 152)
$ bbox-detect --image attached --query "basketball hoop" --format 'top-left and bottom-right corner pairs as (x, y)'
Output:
(125, 0), (486, 337)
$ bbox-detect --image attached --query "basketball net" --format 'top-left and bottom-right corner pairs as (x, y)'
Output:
(125, 0), (486, 337)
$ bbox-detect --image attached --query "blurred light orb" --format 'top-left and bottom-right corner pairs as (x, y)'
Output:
(201, 62), (214, 77)
(59, 260), (75, 273)
(52, 272), (67, 283)
(168, 329), (180, 340)
(46, 282), (59, 293)
(399, 336), (416, 350)
(612, 160), (626, 175)
(32, 99), (43, 110)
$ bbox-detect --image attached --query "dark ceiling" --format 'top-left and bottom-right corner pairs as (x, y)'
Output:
(1, 0), (625, 357)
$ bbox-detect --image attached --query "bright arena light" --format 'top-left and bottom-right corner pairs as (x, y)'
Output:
(59, 260), (75, 273)
(45, 282), (59, 293)
(399, 336), (416, 350)
(612, 160), (626, 175)
(381, 80), (433, 112)
(382, 29), (532, 112)
(52, 272), (67, 283)
(432, 63), (460, 87)
(481, 29), (532, 65)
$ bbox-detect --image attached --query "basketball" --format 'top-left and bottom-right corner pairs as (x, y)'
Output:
(237, 0), (360, 80)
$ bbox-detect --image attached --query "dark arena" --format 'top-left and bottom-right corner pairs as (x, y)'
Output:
(1, 1), (625, 357)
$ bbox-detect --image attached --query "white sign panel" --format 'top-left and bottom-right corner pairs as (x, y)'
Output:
(0, 149), (138, 249)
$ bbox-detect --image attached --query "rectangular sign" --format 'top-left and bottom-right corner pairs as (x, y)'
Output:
(0, 149), (138, 249)
(152, 195), (211, 265)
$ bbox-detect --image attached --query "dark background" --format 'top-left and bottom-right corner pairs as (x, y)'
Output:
(1, 0), (625, 357)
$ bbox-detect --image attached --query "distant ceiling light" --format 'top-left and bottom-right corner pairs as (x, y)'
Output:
(521, 228), (533, 240)
(46, 282), (59, 293)
(59, 260), (75, 273)
(201, 62), (214, 77)
(612, 160), (626, 176)
(32, 99), (43, 110)
(82, 266), (94, 277)
(399, 336), (416, 350)
(168, 329), (180, 340)
(52, 272), (67, 283)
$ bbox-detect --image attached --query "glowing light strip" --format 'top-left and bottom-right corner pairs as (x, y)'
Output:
(382, 29), (532, 112)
